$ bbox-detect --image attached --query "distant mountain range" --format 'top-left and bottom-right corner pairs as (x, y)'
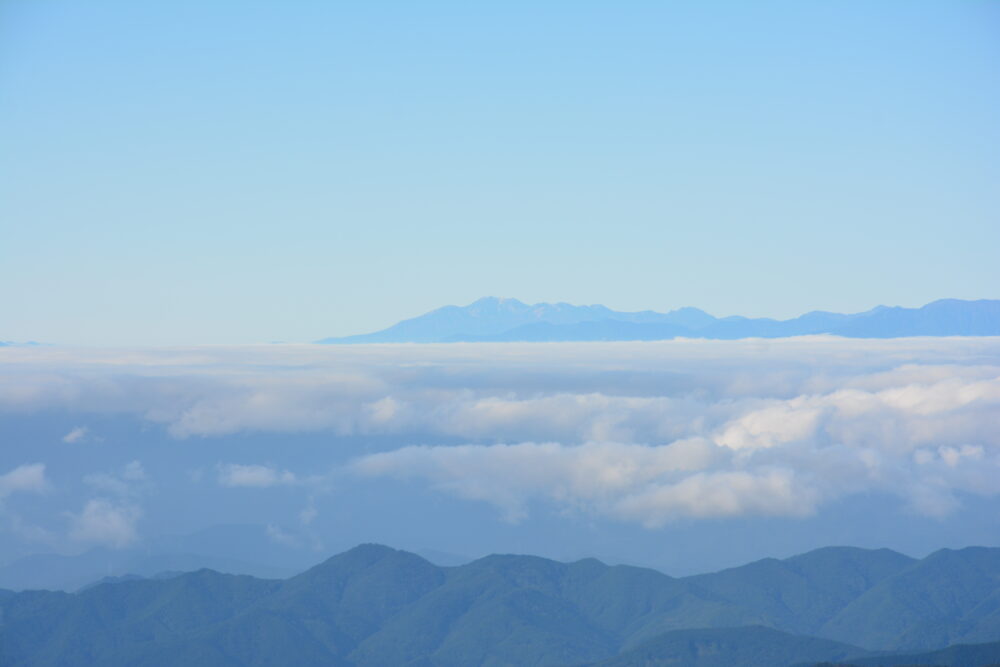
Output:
(318, 297), (1000, 343)
(0, 544), (295, 593)
(4, 544), (1000, 666)
(0, 524), (469, 593)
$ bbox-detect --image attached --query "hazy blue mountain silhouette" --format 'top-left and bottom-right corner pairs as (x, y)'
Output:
(0, 549), (290, 592)
(318, 297), (1000, 343)
(4, 544), (1000, 666)
(320, 297), (715, 343)
(0, 524), (306, 592)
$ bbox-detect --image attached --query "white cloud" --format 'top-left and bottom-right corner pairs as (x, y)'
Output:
(351, 360), (1000, 524)
(614, 469), (818, 526)
(714, 398), (823, 450)
(84, 461), (148, 497)
(0, 464), (52, 545)
(353, 426), (1000, 525)
(266, 523), (301, 547)
(122, 460), (146, 481)
(217, 463), (297, 488)
(0, 338), (992, 439)
(0, 463), (49, 498)
(4, 512), (57, 544)
(68, 499), (141, 548)
(354, 441), (814, 524)
(299, 502), (318, 525)
(62, 426), (89, 443)
(71, 463), (150, 546)
(2, 339), (1000, 525)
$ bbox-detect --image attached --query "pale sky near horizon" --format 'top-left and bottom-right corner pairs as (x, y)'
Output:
(2, 1), (998, 345)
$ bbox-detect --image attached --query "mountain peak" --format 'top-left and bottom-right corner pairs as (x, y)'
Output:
(470, 296), (521, 305)
(466, 296), (530, 314)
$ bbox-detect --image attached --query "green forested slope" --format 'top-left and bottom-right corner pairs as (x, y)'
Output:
(2, 544), (999, 666)
(686, 547), (915, 636)
(821, 548), (1000, 650)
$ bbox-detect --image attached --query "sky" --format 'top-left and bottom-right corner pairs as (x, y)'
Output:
(1, 1), (998, 345)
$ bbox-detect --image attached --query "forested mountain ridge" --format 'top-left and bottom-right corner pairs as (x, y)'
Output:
(3, 544), (1000, 666)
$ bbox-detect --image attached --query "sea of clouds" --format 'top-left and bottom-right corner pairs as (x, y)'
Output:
(2, 337), (999, 545)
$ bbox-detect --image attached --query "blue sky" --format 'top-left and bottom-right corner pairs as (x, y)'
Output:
(2, 1), (998, 345)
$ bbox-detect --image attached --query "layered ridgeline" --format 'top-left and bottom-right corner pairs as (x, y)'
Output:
(318, 297), (1000, 343)
(4, 545), (1000, 666)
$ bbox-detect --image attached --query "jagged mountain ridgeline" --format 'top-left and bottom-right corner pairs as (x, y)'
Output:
(318, 297), (1000, 343)
(4, 544), (1000, 666)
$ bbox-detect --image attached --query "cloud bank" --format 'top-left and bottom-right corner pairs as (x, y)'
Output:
(352, 439), (815, 524)
(1, 339), (999, 526)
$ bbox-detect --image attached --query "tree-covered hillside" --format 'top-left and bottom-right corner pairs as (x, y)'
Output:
(2, 544), (1000, 666)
